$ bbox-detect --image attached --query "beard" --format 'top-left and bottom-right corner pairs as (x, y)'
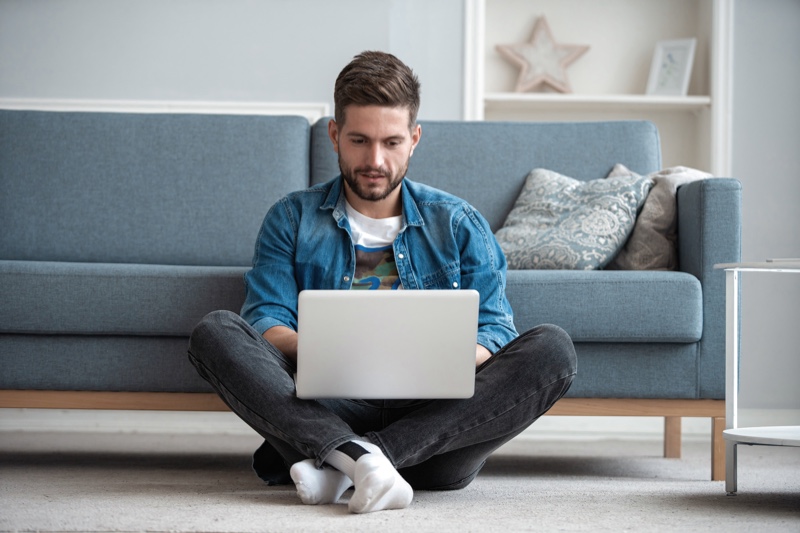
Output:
(339, 156), (408, 203)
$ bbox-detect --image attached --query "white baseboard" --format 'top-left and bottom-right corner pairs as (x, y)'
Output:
(0, 98), (330, 122)
(2, 408), (797, 441)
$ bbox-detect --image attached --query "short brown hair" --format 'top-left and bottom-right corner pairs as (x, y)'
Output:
(333, 51), (421, 129)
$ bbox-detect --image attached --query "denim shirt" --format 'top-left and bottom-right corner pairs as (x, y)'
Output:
(241, 176), (518, 353)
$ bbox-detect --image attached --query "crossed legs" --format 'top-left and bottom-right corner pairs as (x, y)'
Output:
(188, 310), (576, 512)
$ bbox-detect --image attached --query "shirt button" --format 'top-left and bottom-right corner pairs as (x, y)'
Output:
(397, 253), (405, 260)
(452, 282), (459, 288)
(343, 276), (350, 282)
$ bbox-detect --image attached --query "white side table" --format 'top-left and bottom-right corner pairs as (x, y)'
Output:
(715, 261), (800, 494)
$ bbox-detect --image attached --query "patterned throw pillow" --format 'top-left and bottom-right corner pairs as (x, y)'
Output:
(605, 164), (711, 270)
(495, 168), (653, 270)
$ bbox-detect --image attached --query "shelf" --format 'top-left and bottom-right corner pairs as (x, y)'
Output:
(715, 261), (800, 272)
(723, 426), (800, 447)
(484, 93), (712, 114)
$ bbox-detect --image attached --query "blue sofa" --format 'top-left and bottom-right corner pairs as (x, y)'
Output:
(0, 110), (741, 479)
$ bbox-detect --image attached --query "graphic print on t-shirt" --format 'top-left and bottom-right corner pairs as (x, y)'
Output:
(352, 244), (401, 290)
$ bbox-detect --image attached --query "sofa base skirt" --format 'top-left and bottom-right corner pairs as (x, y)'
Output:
(566, 342), (702, 399)
(0, 334), (212, 393)
(1, 335), (710, 398)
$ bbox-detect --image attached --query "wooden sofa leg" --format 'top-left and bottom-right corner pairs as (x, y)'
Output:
(664, 416), (682, 458)
(712, 416), (726, 481)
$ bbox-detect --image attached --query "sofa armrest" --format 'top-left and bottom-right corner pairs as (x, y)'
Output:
(677, 178), (742, 398)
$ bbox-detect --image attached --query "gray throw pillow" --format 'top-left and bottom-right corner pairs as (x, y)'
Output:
(495, 168), (653, 270)
(606, 164), (711, 270)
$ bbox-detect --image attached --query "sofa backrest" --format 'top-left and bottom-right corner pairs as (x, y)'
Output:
(0, 110), (310, 266)
(311, 119), (662, 231)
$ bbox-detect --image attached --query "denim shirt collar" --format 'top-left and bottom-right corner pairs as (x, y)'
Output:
(320, 176), (425, 228)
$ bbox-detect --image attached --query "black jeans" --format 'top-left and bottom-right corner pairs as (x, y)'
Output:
(188, 310), (576, 490)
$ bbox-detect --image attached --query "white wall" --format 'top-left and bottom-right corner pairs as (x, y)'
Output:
(732, 0), (800, 412)
(0, 0), (465, 120)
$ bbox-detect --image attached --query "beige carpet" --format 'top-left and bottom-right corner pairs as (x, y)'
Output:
(0, 430), (798, 532)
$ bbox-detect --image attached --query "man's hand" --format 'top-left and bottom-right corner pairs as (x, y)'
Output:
(476, 345), (492, 367)
(263, 326), (298, 363)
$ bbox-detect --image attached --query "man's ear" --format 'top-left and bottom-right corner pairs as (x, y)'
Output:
(328, 119), (340, 154)
(410, 124), (421, 157)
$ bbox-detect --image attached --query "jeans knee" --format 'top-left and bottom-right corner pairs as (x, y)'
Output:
(188, 310), (242, 361)
(203, 309), (240, 327)
(531, 324), (578, 378)
(193, 309), (239, 337)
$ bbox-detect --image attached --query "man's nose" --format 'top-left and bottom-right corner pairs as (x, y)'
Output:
(366, 144), (385, 169)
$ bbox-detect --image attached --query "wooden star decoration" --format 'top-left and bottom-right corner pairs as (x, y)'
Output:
(496, 16), (589, 93)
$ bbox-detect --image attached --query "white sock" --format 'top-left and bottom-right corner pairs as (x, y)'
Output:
(325, 439), (378, 479)
(325, 440), (413, 514)
(289, 459), (352, 505)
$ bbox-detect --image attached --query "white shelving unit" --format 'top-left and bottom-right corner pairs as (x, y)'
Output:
(464, 0), (733, 176)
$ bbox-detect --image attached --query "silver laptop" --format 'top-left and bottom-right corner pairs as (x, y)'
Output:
(295, 290), (479, 399)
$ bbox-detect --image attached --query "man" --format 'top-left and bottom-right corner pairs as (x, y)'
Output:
(188, 51), (576, 514)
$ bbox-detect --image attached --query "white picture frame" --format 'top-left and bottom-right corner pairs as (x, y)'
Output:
(646, 38), (697, 96)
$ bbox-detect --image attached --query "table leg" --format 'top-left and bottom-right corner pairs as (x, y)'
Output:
(725, 440), (737, 494)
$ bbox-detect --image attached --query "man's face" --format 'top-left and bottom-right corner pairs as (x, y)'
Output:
(328, 105), (421, 213)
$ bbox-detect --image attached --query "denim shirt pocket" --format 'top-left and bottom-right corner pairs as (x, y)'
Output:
(421, 261), (462, 290)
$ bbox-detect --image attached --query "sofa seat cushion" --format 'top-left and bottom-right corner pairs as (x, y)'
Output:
(506, 270), (702, 343)
(0, 261), (247, 336)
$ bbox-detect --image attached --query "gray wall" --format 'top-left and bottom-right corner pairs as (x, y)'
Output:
(732, 0), (800, 411)
(0, 0), (464, 120)
(1, 0), (797, 412)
